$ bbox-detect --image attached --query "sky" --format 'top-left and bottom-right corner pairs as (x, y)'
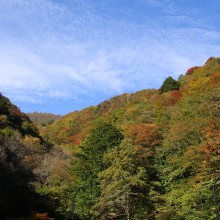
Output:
(0, 0), (220, 115)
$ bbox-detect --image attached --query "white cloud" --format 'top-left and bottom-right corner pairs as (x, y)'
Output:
(0, 0), (220, 112)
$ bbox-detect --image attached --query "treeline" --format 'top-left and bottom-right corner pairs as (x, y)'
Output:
(27, 112), (62, 126)
(38, 57), (220, 219)
(0, 57), (220, 219)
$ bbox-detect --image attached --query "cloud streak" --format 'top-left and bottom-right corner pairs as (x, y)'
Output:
(0, 0), (220, 114)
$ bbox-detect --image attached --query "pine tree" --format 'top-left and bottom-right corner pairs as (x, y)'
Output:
(160, 76), (180, 94)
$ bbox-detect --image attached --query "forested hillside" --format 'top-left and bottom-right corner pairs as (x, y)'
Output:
(1, 57), (220, 219)
(37, 57), (220, 219)
(27, 112), (61, 126)
(0, 94), (56, 219)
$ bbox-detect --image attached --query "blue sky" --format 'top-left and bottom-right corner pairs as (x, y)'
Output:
(0, 0), (220, 115)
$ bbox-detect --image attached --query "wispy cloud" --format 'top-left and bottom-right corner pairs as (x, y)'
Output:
(0, 0), (220, 114)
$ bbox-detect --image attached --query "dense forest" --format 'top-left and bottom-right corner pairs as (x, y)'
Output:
(0, 57), (220, 219)
(27, 112), (61, 127)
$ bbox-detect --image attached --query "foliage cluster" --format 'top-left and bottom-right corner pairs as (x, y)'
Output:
(40, 57), (220, 219)
(1, 57), (220, 219)
(159, 76), (180, 94)
(27, 112), (61, 127)
(0, 94), (39, 137)
(0, 94), (54, 219)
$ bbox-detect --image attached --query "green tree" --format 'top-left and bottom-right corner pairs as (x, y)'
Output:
(94, 138), (155, 220)
(160, 76), (180, 94)
(156, 74), (220, 219)
(72, 120), (124, 219)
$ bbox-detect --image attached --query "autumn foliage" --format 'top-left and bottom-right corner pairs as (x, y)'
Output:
(186, 66), (199, 75)
(1, 57), (220, 219)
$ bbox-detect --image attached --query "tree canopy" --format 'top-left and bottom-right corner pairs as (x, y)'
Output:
(160, 76), (180, 94)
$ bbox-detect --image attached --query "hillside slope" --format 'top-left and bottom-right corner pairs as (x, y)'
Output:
(39, 57), (220, 219)
(27, 112), (61, 126)
(0, 93), (39, 137)
(1, 57), (219, 219)
(43, 57), (220, 146)
(0, 94), (52, 219)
